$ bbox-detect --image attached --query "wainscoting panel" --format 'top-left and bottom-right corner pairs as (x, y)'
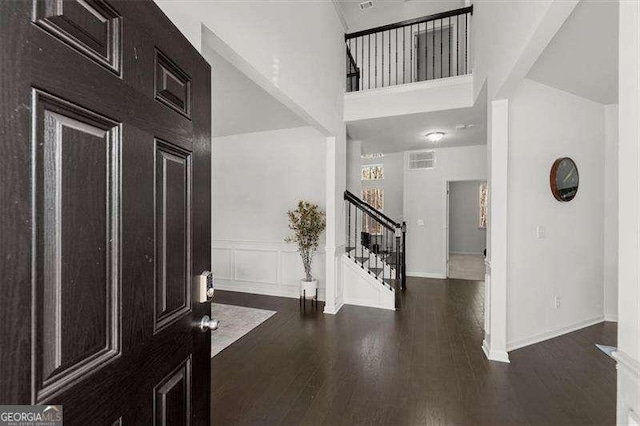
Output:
(213, 240), (325, 300)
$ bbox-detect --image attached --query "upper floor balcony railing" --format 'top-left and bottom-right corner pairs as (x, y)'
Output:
(346, 6), (472, 92)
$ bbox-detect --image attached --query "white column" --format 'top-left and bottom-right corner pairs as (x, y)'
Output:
(324, 131), (347, 314)
(483, 98), (510, 363)
(616, 0), (640, 423)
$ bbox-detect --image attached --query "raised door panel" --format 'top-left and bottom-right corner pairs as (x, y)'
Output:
(155, 49), (191, 118)
(33, 0), (122, 75)
(32, 90), (121, 402)
(154, 140), (192, 332)
(154, 357), (192, 426)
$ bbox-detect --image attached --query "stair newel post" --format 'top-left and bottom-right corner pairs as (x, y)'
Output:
(402, 221), (407, 291)
(395, 225), (402, 310)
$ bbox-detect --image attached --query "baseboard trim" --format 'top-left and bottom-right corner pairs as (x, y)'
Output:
(613, 350), (640, 379)
(407, 271), (447, 279)
(343, 298), (396, 311)
(482, 339), (510, 363)
(604, 313), (618, 322)
(450, 251), (484, 255)
(507, 315), (604, 351)
(216, 280), (326, 302)
(324, 300), (344, 315)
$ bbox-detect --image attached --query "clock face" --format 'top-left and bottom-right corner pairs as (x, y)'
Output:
(550, 157), (579, 202)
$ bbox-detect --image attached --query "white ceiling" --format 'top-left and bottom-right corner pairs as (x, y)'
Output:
(347, 91), (487, 154)
(337, 0), (465, 33)
(201, 33), (306, 138)
(527, 0), (618, 105)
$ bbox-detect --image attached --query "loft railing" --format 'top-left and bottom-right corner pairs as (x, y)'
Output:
(344, 190), (406, 309)
(345, 6), (472, 92)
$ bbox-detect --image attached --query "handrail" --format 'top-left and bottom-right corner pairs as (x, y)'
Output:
(344, 190), (400, 229)
(345, 5), (473, 40)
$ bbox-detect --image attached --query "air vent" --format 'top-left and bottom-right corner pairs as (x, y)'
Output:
(408, 151), (435, 170)
(359, 1), (374, 10)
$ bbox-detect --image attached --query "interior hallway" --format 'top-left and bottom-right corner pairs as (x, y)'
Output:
(211, 277), (617, 425)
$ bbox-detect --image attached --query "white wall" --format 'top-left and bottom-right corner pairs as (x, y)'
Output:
(507, 79), (606, 350)
(404, 145), (487, 278)
(155, 0), (345, 136)
(344, 75), (474, 122)
(616, 1), (640, 421)
(449, 180), (486, 254)
(472, 0), (553, 99)
(212, 126), (327, 299)
(347, 140), (362, 194)
(604, 104), (619, 322)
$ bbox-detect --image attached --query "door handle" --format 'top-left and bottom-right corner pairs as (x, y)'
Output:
(199, 315), (219, 332)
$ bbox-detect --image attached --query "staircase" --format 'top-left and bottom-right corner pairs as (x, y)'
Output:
(344, 190), (406, 309)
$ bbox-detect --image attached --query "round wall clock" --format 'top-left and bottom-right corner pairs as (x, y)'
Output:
(550, 157), (579, 202)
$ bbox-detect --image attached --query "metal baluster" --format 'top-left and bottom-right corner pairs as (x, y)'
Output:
(449, 16), (451, 77)
(402, 27), (407, 84)
(440, 18), (443, 79)
(388, 29), (391, 87)
(410, 25), (414, 83)
(360, 209), (364, 268)
(465, 12), (468, 74)
(347, 202), (351, 257)
(395, 27), (398, 87)
(432, 19), (435, 80)
(375, 32), (378, 88)
(381, 31), (384, 87)
(368, 34), (371, 90)
(423, 21), (426, 81)
(456, 14), (459, 76)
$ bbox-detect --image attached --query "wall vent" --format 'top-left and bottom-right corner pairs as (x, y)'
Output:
(408, 151), (435, 170)
(359, 1), (374, 10)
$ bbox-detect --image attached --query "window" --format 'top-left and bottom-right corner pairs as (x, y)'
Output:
(362, 187), (384, 234)
(479, 182), (487, 229)
(408, 151), (435, 170)
(361, 164), (383, 180)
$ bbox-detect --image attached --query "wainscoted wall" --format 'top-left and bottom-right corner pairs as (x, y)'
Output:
(213, 240), (326, 300)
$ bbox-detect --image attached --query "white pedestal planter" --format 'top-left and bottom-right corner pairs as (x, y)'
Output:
(300, 279), (318, 298)
(300, 279), (318, 311)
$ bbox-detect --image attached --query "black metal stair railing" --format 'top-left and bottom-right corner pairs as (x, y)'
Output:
(345, 6), (472, 92)
(344, 190), (406, 309)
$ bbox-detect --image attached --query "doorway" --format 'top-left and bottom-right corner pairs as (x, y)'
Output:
(446, 180), (487, 281)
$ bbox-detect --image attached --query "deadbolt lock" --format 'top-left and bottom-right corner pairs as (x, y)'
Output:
(197, 270), (214, 303)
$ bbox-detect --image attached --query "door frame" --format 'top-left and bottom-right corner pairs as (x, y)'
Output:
(443, 179), (487, 279)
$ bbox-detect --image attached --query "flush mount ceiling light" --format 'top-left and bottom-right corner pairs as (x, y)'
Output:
(425, 131), (445, 143)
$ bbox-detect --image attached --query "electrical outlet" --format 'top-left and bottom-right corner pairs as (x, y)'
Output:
(536, 225), (545, 240)
(554, 296), (561, 309)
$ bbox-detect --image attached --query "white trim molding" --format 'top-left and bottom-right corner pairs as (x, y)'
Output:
(482, 339), (510, 363)
(506, 316), (605, 352)
(407, 272), (447, 280)
(604, 314), (619, 322)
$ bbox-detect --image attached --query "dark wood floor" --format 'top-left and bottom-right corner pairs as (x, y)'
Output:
(211, 277), (617, 425)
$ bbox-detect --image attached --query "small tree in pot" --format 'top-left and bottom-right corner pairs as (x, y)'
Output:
(285, 201), (325, 298)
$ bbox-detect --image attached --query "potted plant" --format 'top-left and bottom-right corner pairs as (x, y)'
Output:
(285, 200), (326, 298)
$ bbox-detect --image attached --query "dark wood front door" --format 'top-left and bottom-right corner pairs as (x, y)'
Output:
(0, 1), (211, 424)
